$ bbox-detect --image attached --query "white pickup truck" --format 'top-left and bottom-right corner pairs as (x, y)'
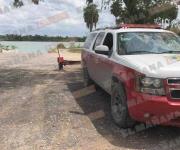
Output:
(82, 24), (180, 128)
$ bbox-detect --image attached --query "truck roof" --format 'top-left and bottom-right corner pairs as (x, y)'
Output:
(92, 24), (173, 34)
(93, 28), (173, 34)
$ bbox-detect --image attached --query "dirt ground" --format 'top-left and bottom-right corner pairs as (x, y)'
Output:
(0, 50), (180, 150)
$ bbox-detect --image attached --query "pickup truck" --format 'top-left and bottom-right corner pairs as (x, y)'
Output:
(81, 24), (180, 128)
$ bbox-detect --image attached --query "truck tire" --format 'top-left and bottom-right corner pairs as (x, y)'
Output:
(111, 81), (135, 128)
(83, 67), (93, 87)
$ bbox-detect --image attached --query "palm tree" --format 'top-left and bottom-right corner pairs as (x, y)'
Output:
(83, 4), (99, 32)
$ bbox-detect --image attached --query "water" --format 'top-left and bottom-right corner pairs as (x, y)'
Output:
(0, 41), (84, 53)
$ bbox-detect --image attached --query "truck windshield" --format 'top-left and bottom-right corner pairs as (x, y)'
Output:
(117, 32), (180, 55)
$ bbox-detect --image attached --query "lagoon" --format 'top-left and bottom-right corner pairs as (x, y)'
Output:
(0, 41), (84, 53)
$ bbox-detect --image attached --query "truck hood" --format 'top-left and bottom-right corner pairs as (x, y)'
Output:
(120, 54), (180, 78)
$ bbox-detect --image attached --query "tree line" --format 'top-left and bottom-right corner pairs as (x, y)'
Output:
(12, 0), (180, 32)
(84, 0), (179, 31)
(0, 35), (86, 42)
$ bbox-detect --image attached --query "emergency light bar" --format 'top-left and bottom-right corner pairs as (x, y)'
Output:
(94, 24), (161, 31)
(119, 24), (161, 29)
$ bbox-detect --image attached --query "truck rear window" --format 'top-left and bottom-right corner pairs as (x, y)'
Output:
(84, 33), (97, 49)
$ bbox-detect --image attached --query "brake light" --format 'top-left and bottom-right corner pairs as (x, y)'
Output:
(119, 24), (161, 29)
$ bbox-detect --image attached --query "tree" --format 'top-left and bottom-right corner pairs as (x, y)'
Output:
(110, 0), (124, 24)
(13, 0), (24, 8)
(13, 0), (41, 7)
(86, 0), (93, 4)
(32, 0), (40, 5)
(83, 4), (99, 32)
(110, 0), (178, 26)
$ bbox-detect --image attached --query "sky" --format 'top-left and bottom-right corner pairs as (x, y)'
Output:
(0, 0), (115, 36)
(0, 0), (179, 36)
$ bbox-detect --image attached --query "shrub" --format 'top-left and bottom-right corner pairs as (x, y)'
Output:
(57, 43), (65, 49)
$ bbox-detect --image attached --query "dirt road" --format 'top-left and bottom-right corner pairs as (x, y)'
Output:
(0, 51), (180, 150)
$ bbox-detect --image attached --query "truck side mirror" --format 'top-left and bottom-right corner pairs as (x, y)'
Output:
(95, 45), (109, 55)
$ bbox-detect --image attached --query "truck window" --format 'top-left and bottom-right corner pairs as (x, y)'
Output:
(84, 33), (97, 49)
(103, 33), (113, 52)
(93, 32), (105, 50)
(117, 32), (180, 55)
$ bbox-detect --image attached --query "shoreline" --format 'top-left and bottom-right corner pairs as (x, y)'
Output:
(0, 41), (84, 53)
(0, 49), (18, 53)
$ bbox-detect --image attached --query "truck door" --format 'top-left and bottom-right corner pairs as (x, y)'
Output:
(94, 33), (114, 93)
(88, 32), (106, 82)
(83, 32), (98, 79)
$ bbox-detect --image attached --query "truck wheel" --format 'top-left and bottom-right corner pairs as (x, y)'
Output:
(111, 81), (135, 128)
(83, 67), (93, 87)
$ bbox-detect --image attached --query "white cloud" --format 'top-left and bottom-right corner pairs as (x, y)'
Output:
(0, 0), (116, 36)
(5, 1), (180, 36)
